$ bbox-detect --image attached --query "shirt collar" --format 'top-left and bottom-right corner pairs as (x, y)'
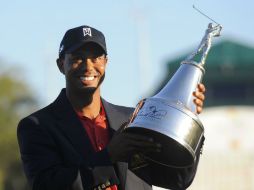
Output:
(75, 99), (106, 121)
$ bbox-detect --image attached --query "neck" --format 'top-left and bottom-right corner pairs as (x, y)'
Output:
(66, 88), (101, 119)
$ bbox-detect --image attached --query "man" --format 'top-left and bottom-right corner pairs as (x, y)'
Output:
(17, 25), (206, 190)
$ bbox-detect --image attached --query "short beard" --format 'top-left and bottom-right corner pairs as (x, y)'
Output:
(79, 72), (105, 96)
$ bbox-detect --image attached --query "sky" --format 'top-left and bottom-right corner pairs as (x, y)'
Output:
(1, 0), (254, 108)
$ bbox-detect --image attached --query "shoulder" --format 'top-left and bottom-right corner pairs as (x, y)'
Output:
(17, 104), (55, 148)
(102, 99), (134, 116)
(101, 99), (135, 130)
(107, 101), (134, 113)
(17, 103), (54, 131)
(18, 89), (67, 127)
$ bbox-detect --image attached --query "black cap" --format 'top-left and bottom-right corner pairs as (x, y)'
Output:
(59, 25), (107, 57)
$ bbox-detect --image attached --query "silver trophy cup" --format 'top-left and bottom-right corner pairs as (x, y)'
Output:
(125, 23), (222, 168)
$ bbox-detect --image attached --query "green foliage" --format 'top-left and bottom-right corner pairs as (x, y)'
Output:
(0, 68), (37, 190)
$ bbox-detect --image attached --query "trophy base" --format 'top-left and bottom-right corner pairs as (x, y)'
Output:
(125, 97), (204, 168)
(125, 127), (195, 168)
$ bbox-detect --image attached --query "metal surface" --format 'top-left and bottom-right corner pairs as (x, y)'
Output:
(127, 98), (204, 167)
(125, 23), (222, 168)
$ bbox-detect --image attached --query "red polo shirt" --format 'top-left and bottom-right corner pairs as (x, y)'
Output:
(75, 103), (117, 190)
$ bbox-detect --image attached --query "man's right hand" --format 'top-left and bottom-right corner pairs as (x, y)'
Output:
(106, 125), (161, 163)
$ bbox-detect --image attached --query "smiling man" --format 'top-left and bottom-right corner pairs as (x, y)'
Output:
(17, 25), (205, 190)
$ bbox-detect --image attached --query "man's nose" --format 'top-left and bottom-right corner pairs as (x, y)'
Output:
(82, 58), (94, 71)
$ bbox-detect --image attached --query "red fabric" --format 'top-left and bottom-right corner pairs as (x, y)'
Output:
(75, 103), (118, 190)
(106, 186), (117, 190)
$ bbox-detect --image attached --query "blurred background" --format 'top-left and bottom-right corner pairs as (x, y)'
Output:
(0, 0), (253, 189)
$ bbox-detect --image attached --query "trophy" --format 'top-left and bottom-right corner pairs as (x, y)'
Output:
(125, 23), (222, 168)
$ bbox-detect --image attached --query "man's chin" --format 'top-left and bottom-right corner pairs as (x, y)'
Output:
(80, 86), (97, 95)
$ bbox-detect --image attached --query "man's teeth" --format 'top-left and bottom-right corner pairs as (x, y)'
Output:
(80, 76), (95, 81)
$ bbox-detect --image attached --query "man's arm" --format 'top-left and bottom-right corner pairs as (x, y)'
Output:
(17, 116), (118, 190)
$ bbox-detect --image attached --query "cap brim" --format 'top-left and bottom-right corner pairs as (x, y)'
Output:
(65, 40), (107, 55)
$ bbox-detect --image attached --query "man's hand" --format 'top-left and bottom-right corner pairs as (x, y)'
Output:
(193, 83), (206, 114)
(107, 123), (161, 163)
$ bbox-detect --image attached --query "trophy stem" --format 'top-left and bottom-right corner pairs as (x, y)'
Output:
(154, 62), (204, 113)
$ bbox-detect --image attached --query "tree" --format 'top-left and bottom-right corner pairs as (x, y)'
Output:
(0, 65), (37, 190)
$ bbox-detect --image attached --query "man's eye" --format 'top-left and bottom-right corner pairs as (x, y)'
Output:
(94, 54), (105, 60)
(71, 56), (82, 62)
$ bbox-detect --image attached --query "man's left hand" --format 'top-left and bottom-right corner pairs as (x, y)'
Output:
(193, 83), (206, 114)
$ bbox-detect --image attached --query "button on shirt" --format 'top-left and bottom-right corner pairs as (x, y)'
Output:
(75, 103), (117, 190)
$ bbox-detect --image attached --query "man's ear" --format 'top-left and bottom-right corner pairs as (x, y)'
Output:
(105, 56), (108, 66)
(56, 58), (65, 74)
